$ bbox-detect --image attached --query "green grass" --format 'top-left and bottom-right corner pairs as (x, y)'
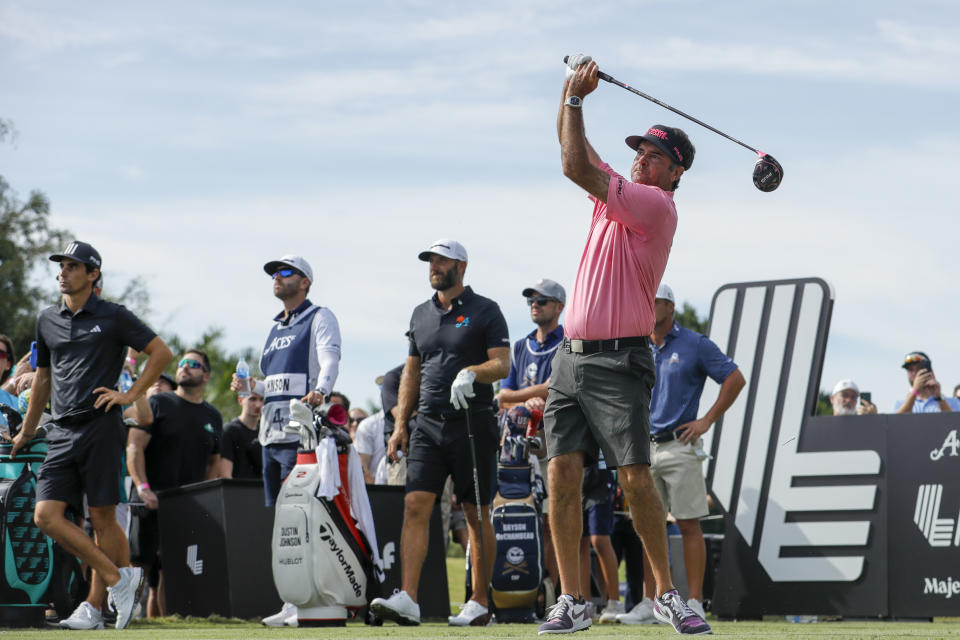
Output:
(4, 558), (959, 638)
(5, 617), (960, 639)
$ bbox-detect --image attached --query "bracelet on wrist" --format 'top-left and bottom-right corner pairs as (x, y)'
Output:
(139, 483), (151, 491)
(911, 388), (920, 398)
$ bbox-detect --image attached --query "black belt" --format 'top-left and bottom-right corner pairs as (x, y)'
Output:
(55, 407), (115, 426)
(651, 429), (679, 444)
(563, 336), (649, 354)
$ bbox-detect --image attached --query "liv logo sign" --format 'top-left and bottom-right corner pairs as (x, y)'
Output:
(702, 278), (881, 584)
(914, 484), (960, 547)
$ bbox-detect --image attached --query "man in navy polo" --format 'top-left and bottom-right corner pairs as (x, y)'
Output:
(373, 239), (510, 627)
(498, 279), (566, 413)
(622, 284), (744, 624)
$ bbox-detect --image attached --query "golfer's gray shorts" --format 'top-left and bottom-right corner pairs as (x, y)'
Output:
(543, 344), (656, 468)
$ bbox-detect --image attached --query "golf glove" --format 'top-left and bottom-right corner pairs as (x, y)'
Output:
(450, 369), (476, 410)
(565, 53), (592, 78)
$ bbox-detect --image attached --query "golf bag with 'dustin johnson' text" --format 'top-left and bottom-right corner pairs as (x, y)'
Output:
(272, 401), (383, 626)
(489, 406), (548, 622)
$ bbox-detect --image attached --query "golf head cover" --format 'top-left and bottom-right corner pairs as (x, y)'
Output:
(503, 405), (532, 437)
(753, 152), (783, 192)
(450, 369), (476, 410)
(287, 399), (316, 441)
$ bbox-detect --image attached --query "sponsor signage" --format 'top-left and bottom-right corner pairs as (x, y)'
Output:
(700, 278), (960, 618)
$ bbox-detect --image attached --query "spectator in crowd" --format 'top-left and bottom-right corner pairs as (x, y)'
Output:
(2, 345), (35, 397)
(219, 380), (265, 479)
(619, 284), (744, 625)
(0, 334), (17, 409)
(830, 379), (876, 416)
(379, 365), (409, 486)
(12, 240), (173, 631)
(580, 457), (624, 623)
(330, 390), (350, 410)
(496, 278), (566, 597)
(373, 239), (509, 627)
(348, 407), (369, 439)
(894, 351), (959, 413)
(954, 384), (960, 401)
(497, 279), (566, 412)
(236, 254), (341, 628)
(543, 58), (708, 635)
(355, 370), (399, 484)
(126, 349), (222, 617)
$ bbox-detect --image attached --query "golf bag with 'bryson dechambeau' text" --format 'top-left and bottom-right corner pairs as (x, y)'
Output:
(489, 406), (547, 623)
(272, 401), (383, 626)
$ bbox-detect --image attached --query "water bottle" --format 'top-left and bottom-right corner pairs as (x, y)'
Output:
(236, 358), (250, 398)
(119, 370), (134, 394)
(18, 388), (31, 416)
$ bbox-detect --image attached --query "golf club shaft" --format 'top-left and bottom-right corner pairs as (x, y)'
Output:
(463, 410), (489, 602)
(595, 70), (759, 155)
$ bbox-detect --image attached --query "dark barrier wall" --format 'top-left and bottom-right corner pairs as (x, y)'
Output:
(698, 278), (960, 618)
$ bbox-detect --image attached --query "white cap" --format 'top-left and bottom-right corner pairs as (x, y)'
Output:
(418, 239), (468, 262)
(263, 255), (314, 283)
(252, 380), (266, 397)
(656, 283), (675, 303)
(832, 379), (859, 395)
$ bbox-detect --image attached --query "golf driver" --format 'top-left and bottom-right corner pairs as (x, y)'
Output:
(564, 56), (783, 192)
(463, 410), (491, 625)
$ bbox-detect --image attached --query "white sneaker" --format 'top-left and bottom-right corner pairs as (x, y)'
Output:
(537, 594), (592, 634)
(59, 601), (104, 630)
(448, 599), (491, 626)
(599, 599), (625, 624)
(617, 597), (659, 625)
(262, 602), (297, 626)
(370, 589), (421, 625)
(106, 567), (144, 630)
(688, 598), (707, 620)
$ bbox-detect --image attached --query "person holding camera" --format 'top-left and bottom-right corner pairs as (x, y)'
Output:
(894, 352), (959, 413)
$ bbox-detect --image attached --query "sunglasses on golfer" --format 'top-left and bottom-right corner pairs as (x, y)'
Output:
(527, 297), (556, 306)
(178, 358), (207, 371)
(272, 268), (303, 279)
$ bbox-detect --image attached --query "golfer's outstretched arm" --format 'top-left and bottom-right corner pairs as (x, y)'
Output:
(559, 62), (610, 202)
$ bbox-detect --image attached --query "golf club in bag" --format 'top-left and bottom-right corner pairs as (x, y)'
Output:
(564, 55), (783, 192)
(271, 400), (383, 626)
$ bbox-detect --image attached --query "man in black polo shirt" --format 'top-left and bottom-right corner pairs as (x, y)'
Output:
(127, 348), (222, 617)
(11, 240), (173, 630)
(372, 239), (510, 627)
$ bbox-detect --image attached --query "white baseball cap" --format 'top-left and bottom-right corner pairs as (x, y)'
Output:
(656, 283), (675, 303)
(263, 255), (314, 283)
(832, 379), (859, 395)
(418, 239), (468, 262)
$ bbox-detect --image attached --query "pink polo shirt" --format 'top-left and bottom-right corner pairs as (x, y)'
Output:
(564, 163), (678, 340)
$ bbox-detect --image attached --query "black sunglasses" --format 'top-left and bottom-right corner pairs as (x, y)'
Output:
(527, 297), (556, 306)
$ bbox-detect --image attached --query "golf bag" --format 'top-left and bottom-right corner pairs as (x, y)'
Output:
(0, 411), (86, 628)
(272, 401), (383, 626)
(489, 406), (547, 622)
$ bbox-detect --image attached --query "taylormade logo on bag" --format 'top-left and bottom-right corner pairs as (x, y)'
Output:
(317, 524), (363, 597)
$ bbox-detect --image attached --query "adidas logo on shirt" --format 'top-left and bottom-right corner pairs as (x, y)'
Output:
(91, 325), (102, 333)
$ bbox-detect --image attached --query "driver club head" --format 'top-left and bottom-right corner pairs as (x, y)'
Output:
(753, 152), (783, 192)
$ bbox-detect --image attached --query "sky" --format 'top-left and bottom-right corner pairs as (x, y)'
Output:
(1, 1), (958, 411)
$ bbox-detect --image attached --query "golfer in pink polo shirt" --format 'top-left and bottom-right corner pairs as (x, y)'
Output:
(537, 56), (710, 637)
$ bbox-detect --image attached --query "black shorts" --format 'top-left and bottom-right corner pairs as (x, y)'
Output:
(36, 409), (125, 510)
(405, 412), (498, 505)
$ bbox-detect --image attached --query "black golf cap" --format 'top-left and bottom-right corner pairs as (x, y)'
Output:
(49, 240), (102, 270)
(902, 351), (932, 369)
(626, 125), (695, 170)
